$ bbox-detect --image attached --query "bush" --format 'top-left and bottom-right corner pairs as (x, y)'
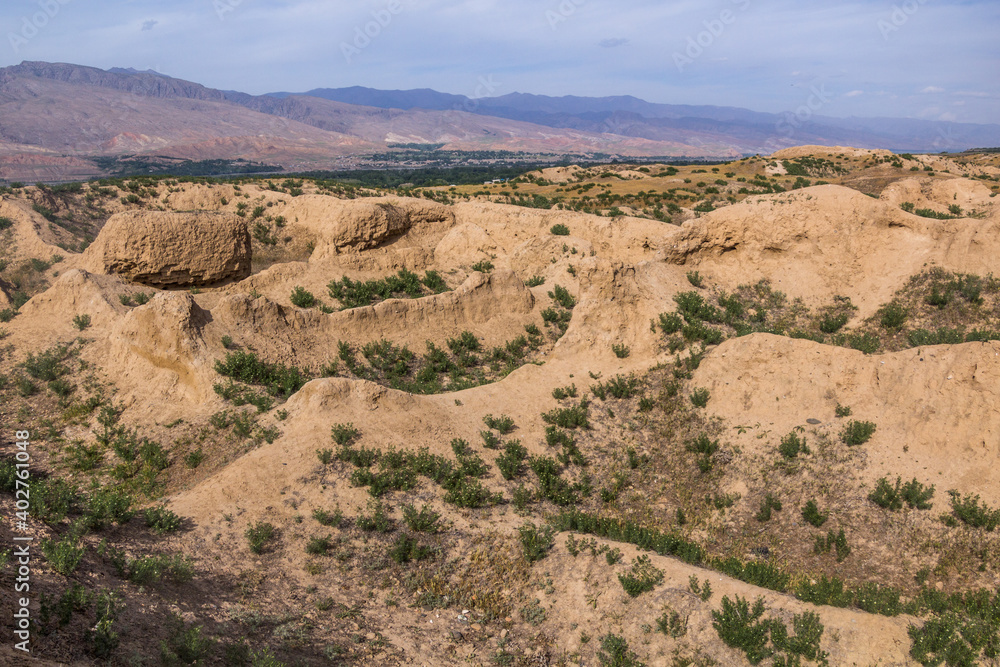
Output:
(947, 491), (1000, 530)
(497, 440), (528, 481)
(542, 400), (589, 429)
(306, 534), (333, 555)
(755, 494), (783, 522)
(40, 533), (85, 575)
(471, 260), (494, 273)
(686, 271), (704, 288)
(548, 284), (576, 310)
(550, 223), (570, 236)
(160, 618), (214, 666)
(878, 301), (908, 330)
(656, 312), (683, 335)
(518, 522), (555, 563)
(690, 388), (710, 408)
(840, 420), (876, 446)
(214, 350), (308, 398)
(525, 275), (545, 287)
(818, 312), (848, 334)
(290, 286), (316, 308)
(835, 403), (852, 417)
(388, 534), (433, 564)
(145, 506), (182, 534)
(596, 633), (645, 667)
(801, 500), (828, 527)
(814, 529), (851, 562)
(246, 522), (277, 554)
(483, 413), (516, 434)
(356, 501), (395, 533)
(612, 343), (630, 359)
(618, 554), (664, 597)
(778, 432), (809, 459)
(711, 595), (775, 665)
(869, 477), (934, 511)
(126, 554), (194, 585)
(312, 508), (344, 528)
(73, 314), (91, 331)
(23, 345), (70, 381)
(401, 503), (442, 533)
(330, 422), (360, 446)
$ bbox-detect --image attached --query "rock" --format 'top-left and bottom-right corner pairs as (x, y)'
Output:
(86, 210), (250, 287)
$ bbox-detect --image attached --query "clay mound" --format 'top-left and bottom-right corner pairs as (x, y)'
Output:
(771, 145), (891, 159)
(0, 198), (70, 262)
(880, 177), (997, 215)
(211, 270), (536, 367)
(82, 210), (250, 287)
(100, 291), (215, 419)
(11, 269), (130, 345)
(534, 165), (583, 183)
(661, 184), (1000, 315)
(277, 195), (455, 259)
(694, 334), (1000, 504)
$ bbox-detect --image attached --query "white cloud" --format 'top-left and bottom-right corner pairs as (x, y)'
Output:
(921, 86), (945, 94)
(844, 90), (864, 97)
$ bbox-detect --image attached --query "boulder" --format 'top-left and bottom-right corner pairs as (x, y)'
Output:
(87, 210), (250, 287)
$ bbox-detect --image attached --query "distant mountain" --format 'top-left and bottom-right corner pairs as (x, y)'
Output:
(288, 87), (1000, 153)
(0, 62), (720, 182)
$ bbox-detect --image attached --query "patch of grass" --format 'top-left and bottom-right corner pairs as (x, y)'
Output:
(548, 284), (576, 310)
(145, 506), (182, 534)
(312, 508), (344, 528)
(214, 350), (308, 398)
(755, 494), (783, 522)
(389, 534), (433, 564)
(525, 275), (545, 287)
(40, 533), (85, 575)
(497, 440), (528, 481)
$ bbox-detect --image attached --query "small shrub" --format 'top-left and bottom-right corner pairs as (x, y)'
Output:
(316, 448), (334, 465)
(290, 286), (317, 308)
(947, 491), (1000, 530)
(818, 312), (848, 334)
(246, 521), (277, 554)
(612, 343), (630, 359)
(401, 503), (442, 533)
(483, 413), (516, 434)
(597, 633), (645, 667)
(356, 501), (395, 533)
(778, 432), (809, 459)
(525, 275), (545, 287)
(550, 223), (570, 236)
(40, 533), (85, 575)
(132, 292), (150, 306)
(518, 522), (555, 563)
(690, 387), (710, 408)
(471, 260), (494, 273)
(656, 609), (688, 638)
(834, 403), (852, 417)
(814, 528), (851, 562)
(331, 423), (360, 446)
(306, 534), (333, 556)
(755, 494), (783, 522)
(184, 449), (204, 469)
(618, 554), (664, 597)
(389, 534), (433, 564)
(73, 314), (91, 331)
(145, 506), (182, 534)
(312, 508), (344, 528)
(801, 500), (828, 527)
(840, 420), (876, 446)
(497, 440), (528, 481)
(869, 477), (934, 511)
(878, 301), (908, 330)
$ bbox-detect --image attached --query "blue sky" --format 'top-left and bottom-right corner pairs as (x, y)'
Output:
(3, 0), (998, 123)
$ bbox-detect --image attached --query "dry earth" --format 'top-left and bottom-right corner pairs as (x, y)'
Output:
(1, 147), (1000, 666)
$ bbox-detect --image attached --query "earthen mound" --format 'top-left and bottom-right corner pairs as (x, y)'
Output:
(84, 210), (250, 287)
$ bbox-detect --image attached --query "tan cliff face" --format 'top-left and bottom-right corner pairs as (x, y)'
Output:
(1, 148), (1000, 666)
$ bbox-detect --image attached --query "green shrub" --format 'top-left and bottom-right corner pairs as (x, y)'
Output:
(214, 350), (308, 398)
(82, 487), (135, 530)
(550, 223), (570, 236)
(145, 506), (182, 534)
(755, 494), (783, 522)
(690, 387), (710, 408)
(184, 449), (204, 469)
(835, 403), (852, 417)
(686, 271), (704, 288)
(596, 633), (645, 667)
(471, 260), (494, 273)
(840, 420), (876, 446)
(525, 275), (545, 287)
(778, 432), (809, 459)
(73, 314), (91, 331)
(657, 312), (683, 335)
(518, 522), (555, 563)
(483, 413), (516, 434)
(246, 522), (277, 554)
(818, 312), (849, 334)
(160, 618), (214, 666)
(947, 491), (1000, 530)
(306, 535), (333, 555)
(401, 503), (442, 533)
(542, 400), (589, 429)
(795, 574), (853, 608)
(316, 448), (334, 465)
(846, 332), (881, 354)
(330, 422), (360, 446)
(126, 554), (194, 585)
(552, 383), (578, 400)
(618, 554), (664, 597)
(23, 345), (70, 381)
(356, 501), (394, 533)
(878, 301), (908, 329)
(869, 477), (935, 511)
(312, 508), (344, 528)
(133, 292), (150, 306)
(711, 595), (776, 665)
(801, 500), (828, 527)
(814, 529), (851, 562)
(656, 609), (688, 638)
(612, 343), (630, 359)
(41, 533), (85, 575)
(389, 534), (433, 564)
(497, 440), (528, 481)
(290, 286), (316, 308)
(548, 284), (576, 310)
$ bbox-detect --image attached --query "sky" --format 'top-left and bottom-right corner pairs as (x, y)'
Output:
(2, 0), (998, 124)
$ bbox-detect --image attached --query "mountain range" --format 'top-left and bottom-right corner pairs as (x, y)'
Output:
(1, 61), (998, 181)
